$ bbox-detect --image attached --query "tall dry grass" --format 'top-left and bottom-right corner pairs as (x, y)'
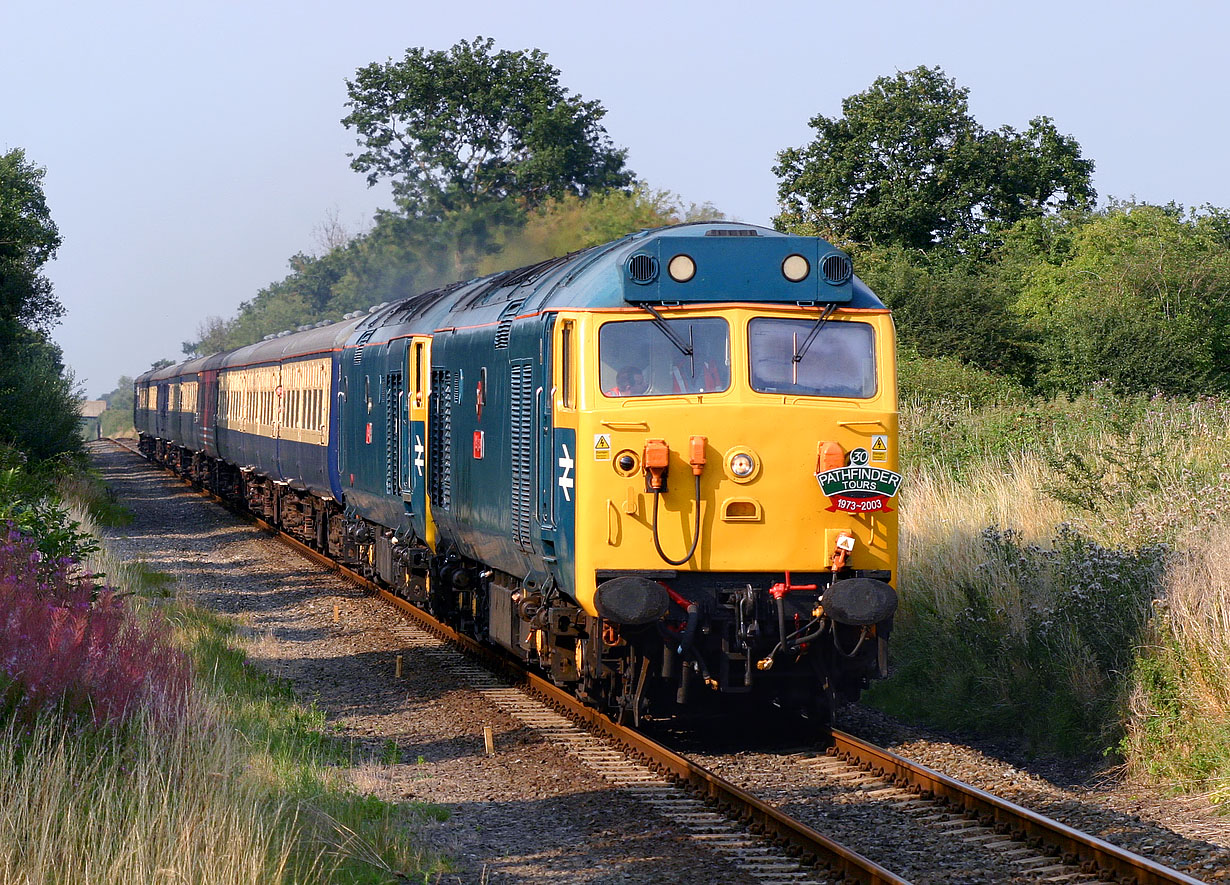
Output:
(0, 701), (302, 884)
(0, 499), (449, 883)
(1122, 521), (1230, 793)
(899, 452), (1064, 624)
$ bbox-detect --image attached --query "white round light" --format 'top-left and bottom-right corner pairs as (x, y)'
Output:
(730, 452), (756, 478)
(782, 254), (810, 282)
(668, 254), (696, 283)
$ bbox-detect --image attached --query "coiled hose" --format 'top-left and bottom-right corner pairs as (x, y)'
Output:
(651, 474), (701, 566)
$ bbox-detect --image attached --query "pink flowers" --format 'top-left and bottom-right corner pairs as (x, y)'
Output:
(1, 526), (191, 727)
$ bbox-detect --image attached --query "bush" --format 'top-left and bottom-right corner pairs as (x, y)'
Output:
(0, 526), (191, 727)
(0, 445), (99, 564)
(871, 525), (1167, 756)
(898, 349), (1027, 410)
(0, 323), (84, 463)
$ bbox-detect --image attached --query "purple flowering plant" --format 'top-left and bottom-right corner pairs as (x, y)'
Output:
(0, 524), (192, 728)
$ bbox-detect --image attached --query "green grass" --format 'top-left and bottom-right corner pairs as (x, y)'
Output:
(169, 602), (453, 882)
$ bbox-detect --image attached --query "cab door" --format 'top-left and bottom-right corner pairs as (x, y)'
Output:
(535, 316), (557, 542)
(403, 339), (432, 545)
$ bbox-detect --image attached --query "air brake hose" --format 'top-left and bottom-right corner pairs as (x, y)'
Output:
(651, 474), (702, 566)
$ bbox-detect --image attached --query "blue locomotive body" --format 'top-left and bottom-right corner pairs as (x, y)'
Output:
(136, 222), (900, 724)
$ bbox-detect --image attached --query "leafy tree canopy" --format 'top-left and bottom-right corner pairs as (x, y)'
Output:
(0, 149), (63, 333)
(856, 245), (1037, 382)
(774, 66), (1095, 257)
(1009, 202), (1230, 393)
(0, 324), (82, 462)
(342, 36), (633, 221)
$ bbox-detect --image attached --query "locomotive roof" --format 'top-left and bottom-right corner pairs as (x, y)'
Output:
(359, 221), (886, 340)
(135, 223), (886, 382)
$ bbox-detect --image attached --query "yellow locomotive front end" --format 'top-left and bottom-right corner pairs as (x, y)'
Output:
(554, 295), (900, 721)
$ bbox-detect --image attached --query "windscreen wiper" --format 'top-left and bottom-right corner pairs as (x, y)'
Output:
(793, 303), (838, 364)
(640, 302), (694, 365)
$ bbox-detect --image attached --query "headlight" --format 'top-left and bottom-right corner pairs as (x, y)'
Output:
(730, 452), (755, 477)
(782, 254), (810, 282)
(668, 254), (696, 283)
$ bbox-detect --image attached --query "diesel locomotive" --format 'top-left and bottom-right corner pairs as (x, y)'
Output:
(135, 222), (901, 725)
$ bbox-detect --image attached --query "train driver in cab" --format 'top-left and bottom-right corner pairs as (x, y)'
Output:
(608, 364), (650, 396)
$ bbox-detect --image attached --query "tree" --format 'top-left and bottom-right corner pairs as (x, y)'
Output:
(0, 150), (80, 463)
(0, 149), (63, 333)
(342, 36), (633, 229)
(856, 245), (1037, 382)
(1009, 203), (1230, 394)
(99, 375), (135, 437)
(774, 67), (1095, 256)
(0, 327), (82, 462)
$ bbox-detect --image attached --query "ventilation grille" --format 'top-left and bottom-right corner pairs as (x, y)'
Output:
(509, 361), (533, 550)
(384, 372), (402, 495)
(494, 298), (525, 349)
(428, 369), (452, 510)
(352, 329), (376, 364)
(704, 228), (758, 236)
(627, 253), (659, 284)
(822, 253), (853, 285)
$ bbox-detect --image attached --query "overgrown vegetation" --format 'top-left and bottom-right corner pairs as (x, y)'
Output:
(0, 504), (451, 882)
(872, 388), (1230, 777)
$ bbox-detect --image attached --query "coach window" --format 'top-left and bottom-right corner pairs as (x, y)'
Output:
(365, 376), (372, 413)
(748, 318), (876, 398)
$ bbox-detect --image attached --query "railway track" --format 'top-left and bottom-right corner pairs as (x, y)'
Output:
(109, 438), (1212, 885)
(818, 733), (1208, 885)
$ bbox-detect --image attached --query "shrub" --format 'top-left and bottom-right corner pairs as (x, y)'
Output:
(0, 444), (100, 565)
(0, 526), (191, 727)
(898, 349), (1027, 410)
(872, 524), (1167, 755)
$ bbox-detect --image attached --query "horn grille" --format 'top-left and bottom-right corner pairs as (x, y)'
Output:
(627, 253), (659, 284)
(822, 253), (853, 285)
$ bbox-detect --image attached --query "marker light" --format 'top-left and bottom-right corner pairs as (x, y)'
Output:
(668, 254), (696, 282)
(782, 254), (810, 282)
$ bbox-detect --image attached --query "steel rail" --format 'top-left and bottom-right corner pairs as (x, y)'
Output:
(829, 731), (1208, 885)
(375, 589), (909, 885)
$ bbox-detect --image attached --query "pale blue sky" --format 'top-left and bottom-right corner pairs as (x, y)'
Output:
(4, 0), (1226, 395)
